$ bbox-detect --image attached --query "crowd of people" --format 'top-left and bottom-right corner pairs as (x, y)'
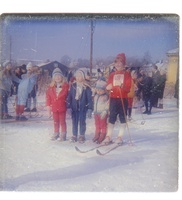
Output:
(0, 53), (170, 144)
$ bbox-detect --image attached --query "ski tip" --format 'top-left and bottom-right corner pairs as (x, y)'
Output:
(96, 149), (103, 156)
(75, 146), (79, 151)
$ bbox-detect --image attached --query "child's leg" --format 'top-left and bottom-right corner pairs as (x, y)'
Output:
(98, 114), (108, 143)
(71, 111), (79, 136)
(53, 112), (60, 133)
(93, 114), (100, 142)
(79, 110), (87, 136)
(58, 112), (67, 141)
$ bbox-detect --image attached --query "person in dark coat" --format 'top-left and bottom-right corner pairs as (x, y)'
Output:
(149, 65), (161, 114)
(67, 69), (93, 143)
(157, 69), (167, 108)
(141, 73), (153, 114)
(0, 61), (21, 119)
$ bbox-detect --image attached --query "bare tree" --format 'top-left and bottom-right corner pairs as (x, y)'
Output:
(60, 55), (71, 67)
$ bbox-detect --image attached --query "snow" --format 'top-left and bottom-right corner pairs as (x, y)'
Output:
(0, 95), (180, 198)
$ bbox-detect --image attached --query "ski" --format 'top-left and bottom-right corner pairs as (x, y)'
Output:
(75, 143), (112, 153)
(96, 143), (123, 156)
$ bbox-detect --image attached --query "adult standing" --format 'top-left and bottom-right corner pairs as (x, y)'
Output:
(149, 65), (161, 114)
(157, 69), (167, 109)
(0, 61), (21, 119)
(141, 72), (153, 114)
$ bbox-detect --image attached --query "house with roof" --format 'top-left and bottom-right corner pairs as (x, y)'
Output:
(166, 48), (179, 84)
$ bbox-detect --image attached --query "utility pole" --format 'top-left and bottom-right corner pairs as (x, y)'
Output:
(9, 36), (12, 61)
(90, 19), (94, 76)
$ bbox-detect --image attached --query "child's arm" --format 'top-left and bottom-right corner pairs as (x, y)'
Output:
(100, 95), (109, 119)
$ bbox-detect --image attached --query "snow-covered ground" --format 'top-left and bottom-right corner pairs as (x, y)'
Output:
(0, 95), (180, 197)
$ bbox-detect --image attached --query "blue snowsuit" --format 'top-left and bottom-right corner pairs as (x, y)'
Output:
(67, 82), (93, 136)
(17, 73), (38, 105)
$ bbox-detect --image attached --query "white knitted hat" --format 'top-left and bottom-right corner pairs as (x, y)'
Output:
(26, 62), (33, 70)
(52, 67), (63, 78)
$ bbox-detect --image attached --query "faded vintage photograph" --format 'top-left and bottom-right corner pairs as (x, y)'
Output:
(0, 13), (179, 192)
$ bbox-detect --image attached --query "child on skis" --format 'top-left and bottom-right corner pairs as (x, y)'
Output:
(92, 79), (109, 144)
(46, 68), (69, 141)
(103, 53), (132, 145)
(67, 69), (93, 143)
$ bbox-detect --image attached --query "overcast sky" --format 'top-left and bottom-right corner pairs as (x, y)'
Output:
(1, 14), (179, 63)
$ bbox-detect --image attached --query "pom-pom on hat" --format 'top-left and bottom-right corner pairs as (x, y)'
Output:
(115, 53), (126, 65)
(26, 62), (33, 70)
(52, 67), (63, 78)
(95, 80), (107, 90)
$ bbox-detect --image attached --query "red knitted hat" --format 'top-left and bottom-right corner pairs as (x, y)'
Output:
(116, 53), (126, 65)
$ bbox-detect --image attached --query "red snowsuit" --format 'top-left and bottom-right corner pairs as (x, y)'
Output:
(46, 83), (69, 133)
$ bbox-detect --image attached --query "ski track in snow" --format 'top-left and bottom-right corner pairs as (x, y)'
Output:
(0, 97), (179, 192)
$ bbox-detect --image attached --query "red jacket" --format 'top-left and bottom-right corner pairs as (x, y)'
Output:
(107, 70), (131, 98)
(46, 83), (69, 112)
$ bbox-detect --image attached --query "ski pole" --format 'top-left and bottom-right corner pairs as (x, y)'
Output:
(118, 87), (133, 145)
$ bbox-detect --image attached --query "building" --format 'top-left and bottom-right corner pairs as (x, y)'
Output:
(166, 48), (179, 84)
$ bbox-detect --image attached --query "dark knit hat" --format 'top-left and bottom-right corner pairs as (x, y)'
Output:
(95, 80), (107, 90)
(115, 53), (126, 65)
(52, 68), (63, 78)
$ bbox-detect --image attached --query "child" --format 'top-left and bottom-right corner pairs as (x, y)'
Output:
(93, 79), (109, 144)
(16, 62), (38, 121)
(103, 53), (132, 145)
(67, 69), (93, 143)
(0, 61), (21, 119)
(46, 68), (69, 141)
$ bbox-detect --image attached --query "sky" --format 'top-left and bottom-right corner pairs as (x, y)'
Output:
(1, 14), (179, 64)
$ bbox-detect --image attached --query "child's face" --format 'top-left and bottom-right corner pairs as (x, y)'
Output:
(54, 74), (63, 83)
(27, 67), (33, 74)
(76, 72), (84, 83)
(96, 88), (105, 95)
(114, 59), (125, 71)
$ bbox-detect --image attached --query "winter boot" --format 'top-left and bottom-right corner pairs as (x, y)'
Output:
(78, 135), (85, 143)
(51, 132), (59, 140)
(70, 135), (77, 143)
(97, 133), (106, 144)
(143, 110), (148, 114)
(158, 103), (163, 109)
(31, 107), (37, 112)
(19, 115), (28, 121)
(115, 136), (124, 145)
(15, 116), (20, 121)
(92, 132), (100, 142)
(103, 136), (112, 145)
(3, 114), (13, 119)
(24, 108), (30, 112)
(58, 132), (66, 141)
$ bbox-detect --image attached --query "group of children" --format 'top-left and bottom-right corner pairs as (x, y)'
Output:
(0, 61), (40, 121)
(46, 53), (132, 145)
